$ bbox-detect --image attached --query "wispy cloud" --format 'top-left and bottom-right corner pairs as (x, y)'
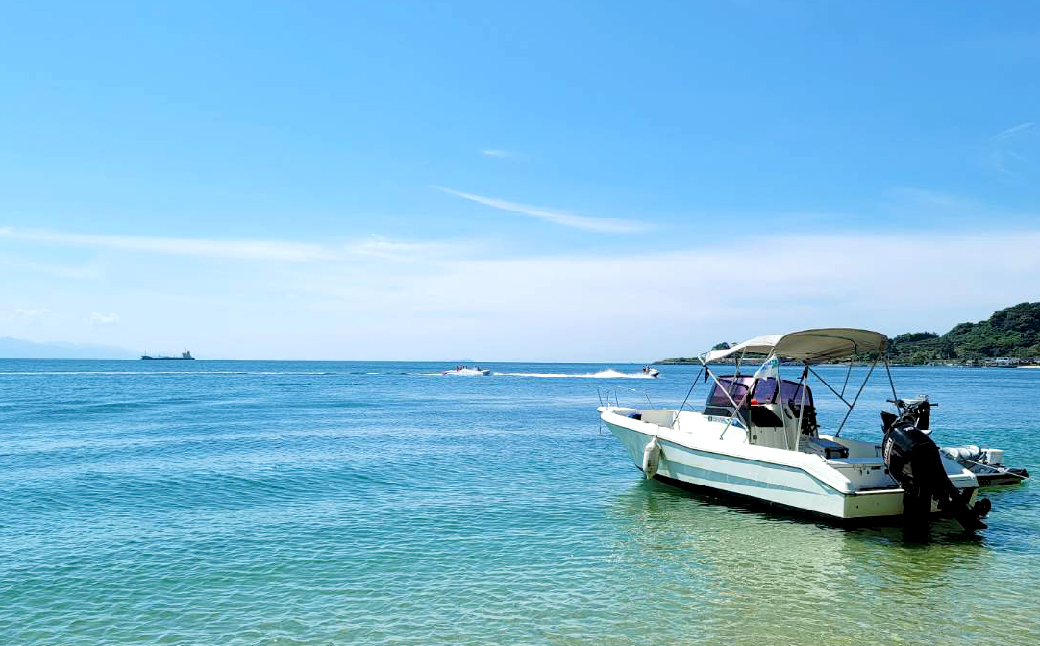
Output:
(89, 312), (120, 325)
(0, 227), (467, 264)
(480, 149), (515, 158)
(273, 230), (1040, 360)
(435, 187), (648, 234)
(15, 308), (47, 323)
(10, 228), (1040, 361)
(399, 231), (1040, 356)
(342, 236), (464, 262)
(885, 187), (1040, 226)
(0, 227), (337, 262)
(995, 122), (1035, 140)
(989, 122), (1036, 176)
(0, 256), (100, 280)
(889, 187), (975, 209)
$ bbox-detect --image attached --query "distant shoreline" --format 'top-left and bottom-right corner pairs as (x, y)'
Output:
(656, 302), (1040, 367)
(653, 359), (1039, 369)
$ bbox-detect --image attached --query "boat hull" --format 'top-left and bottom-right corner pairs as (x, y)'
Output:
(970, 465), (1029, 486)
(602, 409), (977, 521)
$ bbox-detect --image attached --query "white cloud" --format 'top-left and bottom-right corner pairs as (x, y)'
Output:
(0, 257), (100, 280)
(14, 308), (47, 323)
(6, 222), (1038, 360)
(0, 227), (467, 264)
(435, 187), (648, 234)
(989, 122), (1036, 176)
(480, 149), (514, 158)
(0, 227), (338, 262)
(264, 230), (1040, 360)
(342, 236), (464, 262)
(889, 187), (975, 209)
(89, 312), (120, 325)
(995, 122), (1035, 140)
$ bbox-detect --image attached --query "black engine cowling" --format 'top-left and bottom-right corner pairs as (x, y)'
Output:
(881, 400), (989, 531)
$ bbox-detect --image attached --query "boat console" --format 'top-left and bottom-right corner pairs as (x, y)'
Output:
(704, 376), (823, 451)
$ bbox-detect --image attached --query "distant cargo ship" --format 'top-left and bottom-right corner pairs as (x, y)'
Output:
(141, 350), (195, 360)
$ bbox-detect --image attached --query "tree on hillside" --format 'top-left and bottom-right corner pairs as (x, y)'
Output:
(887, 302), (1040, 362)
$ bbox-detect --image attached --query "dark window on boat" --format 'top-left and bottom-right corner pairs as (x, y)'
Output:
(751, 378), (813, 407)
(707, 377), (752, 407)
(706, 376), (813, 408)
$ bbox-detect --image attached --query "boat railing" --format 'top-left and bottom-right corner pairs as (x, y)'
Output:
(597, 385), (655, 410)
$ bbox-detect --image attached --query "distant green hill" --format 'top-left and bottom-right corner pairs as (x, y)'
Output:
(655, 302), (1040, 365)
(883, 302), (1040, 364)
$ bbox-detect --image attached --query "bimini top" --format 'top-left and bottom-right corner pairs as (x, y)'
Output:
(704, 328), (888, 363)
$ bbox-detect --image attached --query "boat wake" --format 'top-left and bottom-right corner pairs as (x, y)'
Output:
(494, 370), (657, 379)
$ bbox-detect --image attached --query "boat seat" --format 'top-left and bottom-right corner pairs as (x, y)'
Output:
(800, 437), (849, 459)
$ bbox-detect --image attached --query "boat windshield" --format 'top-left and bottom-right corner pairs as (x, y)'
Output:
(706, 376), (813, 408)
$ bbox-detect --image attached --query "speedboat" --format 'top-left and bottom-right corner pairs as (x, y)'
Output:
(642, 366), (660, 378)
(441, 365), (491, 376)
(599, 328), (992, 529)
(941, 445), (1029, 486)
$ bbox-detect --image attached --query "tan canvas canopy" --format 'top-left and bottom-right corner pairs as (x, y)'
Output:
(704, 328), (888, 363)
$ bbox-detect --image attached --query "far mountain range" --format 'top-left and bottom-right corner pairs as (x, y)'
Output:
(0, 337), (137, 359)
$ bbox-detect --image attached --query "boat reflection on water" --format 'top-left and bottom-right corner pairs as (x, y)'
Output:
(602, 478), (994, 643)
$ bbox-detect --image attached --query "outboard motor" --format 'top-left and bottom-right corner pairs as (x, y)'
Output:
(881, 397), (990, 531)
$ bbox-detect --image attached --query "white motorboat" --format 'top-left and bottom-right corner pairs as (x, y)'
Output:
(599, 328), (992, 529)
(642, 366), (660, 378)
(441, 365), (491, 376)
(941, 445), (1029, 486)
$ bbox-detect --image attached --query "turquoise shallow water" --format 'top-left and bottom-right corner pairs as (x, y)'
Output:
(1, 360), (1038, 645)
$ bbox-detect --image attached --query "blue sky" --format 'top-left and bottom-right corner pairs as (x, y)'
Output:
(2, 1), (1038, 360)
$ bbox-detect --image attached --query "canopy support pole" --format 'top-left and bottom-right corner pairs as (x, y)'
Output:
(776, 358), (789, 450)
(794, 361), (809, 451)
(699, 356), (749, 440)
(884, 357), (899, 405)
(673, 366), (705, 430)
(807, 366), (855, 409)
(835, 358), (877, 437)
(840, 357), (853, 398)
(699, 358), (746, 411)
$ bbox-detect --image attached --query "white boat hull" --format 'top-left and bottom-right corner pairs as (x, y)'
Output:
(602, 407), (979, 521)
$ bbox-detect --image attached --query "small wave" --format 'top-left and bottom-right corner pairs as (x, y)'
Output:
(494, 370), (657, 379)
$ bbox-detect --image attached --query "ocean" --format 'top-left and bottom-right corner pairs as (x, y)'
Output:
(1, 360), (1038, 645)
